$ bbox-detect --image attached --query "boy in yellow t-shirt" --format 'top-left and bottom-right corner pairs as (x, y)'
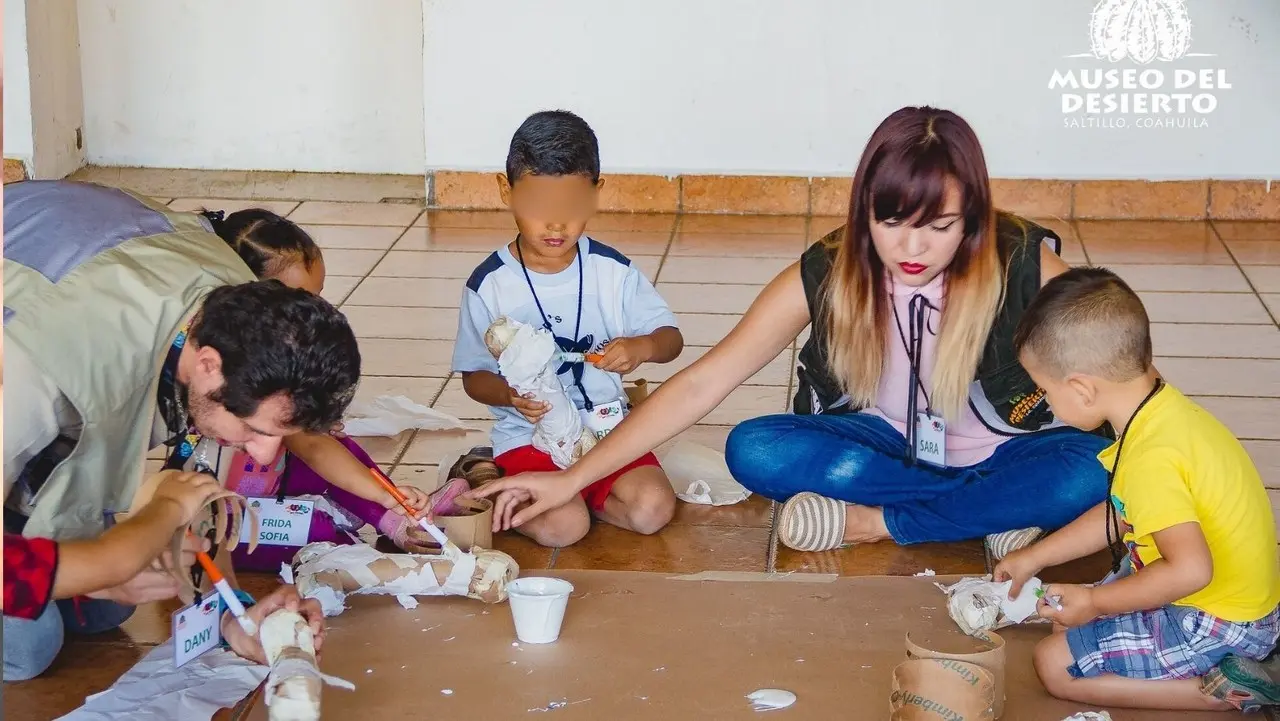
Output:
(995, 267), (1280, 713)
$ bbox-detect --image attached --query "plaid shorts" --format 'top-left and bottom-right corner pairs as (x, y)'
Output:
(1067, 603), (1280, 681)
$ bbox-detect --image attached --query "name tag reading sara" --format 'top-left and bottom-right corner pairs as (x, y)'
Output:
(172, 595), (222, 668)
(915, 412), (947, 467)
(239, 498), (315, 547)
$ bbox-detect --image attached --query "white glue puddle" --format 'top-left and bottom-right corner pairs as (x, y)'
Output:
(748, 689), (797, 712)
(441, 689), (454, 696)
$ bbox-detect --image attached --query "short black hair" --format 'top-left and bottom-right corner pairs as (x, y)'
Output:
(505, 110), (600, 185)
(1014, 266), (1152, 382)
(189, 280), (360, 433)
(201, 208), (321, 280)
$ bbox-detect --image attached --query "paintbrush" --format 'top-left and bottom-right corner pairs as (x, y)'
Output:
(189, 531), (258, 636)
(553, 350), (604, 365)
(367, 467), (463, 558)
(1035, 586), (1065, 612)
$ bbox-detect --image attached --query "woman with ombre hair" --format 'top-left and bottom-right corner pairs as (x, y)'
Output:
(470, 106), (1111, 559)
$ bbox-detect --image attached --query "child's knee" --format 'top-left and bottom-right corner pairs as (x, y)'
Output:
(1033, 634), (1074, 697)
(524, 505), (591, 548)
(626, 486), (676, 535)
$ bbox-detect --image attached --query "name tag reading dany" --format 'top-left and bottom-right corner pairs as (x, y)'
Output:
(172, 595), (222, 668)
(238, 498), (315, 547)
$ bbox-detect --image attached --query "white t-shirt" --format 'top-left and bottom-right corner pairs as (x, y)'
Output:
(451, 236), (677, 457)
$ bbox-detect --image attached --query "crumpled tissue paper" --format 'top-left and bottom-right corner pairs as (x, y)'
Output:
(342, 395), (470, 437)
(55, 640), (268, 721)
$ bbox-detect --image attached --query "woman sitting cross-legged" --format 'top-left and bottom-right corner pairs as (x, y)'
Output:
(469, 106), (1111, 559)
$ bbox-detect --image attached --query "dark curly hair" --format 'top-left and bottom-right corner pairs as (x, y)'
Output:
(188, 280), (360, 433)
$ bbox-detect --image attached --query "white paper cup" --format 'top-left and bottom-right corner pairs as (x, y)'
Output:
(507, 577), (574, 644)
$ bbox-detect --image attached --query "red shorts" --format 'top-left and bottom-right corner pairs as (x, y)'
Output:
(494, 446), (661, 512)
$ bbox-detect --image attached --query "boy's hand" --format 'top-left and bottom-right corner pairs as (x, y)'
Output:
(383, 484), (432, 522)
(992, 548), (1045, 599)
(222, 585), (326, 665)
(149, 470), (224, 526)
(1036, 583), (1099, 627)
(510, 388), (550, 423)
(594, 337), (655, 375)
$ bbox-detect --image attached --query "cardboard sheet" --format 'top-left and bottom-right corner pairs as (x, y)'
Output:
(231, 571), (1226, 720)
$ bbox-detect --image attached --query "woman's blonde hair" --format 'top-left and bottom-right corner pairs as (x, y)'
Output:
(820, 107), (1004, 422)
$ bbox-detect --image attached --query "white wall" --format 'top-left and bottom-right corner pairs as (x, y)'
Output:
(77, 0), (425, 174)
(26, 0), (85, 179)
(423, 0), (1280, 180)
(4, 0), (34, 166)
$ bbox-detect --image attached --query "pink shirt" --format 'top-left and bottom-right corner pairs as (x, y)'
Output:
(860, 273), (1007, 467)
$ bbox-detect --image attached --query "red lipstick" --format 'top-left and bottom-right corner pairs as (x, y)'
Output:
(899, 262), (927, 276)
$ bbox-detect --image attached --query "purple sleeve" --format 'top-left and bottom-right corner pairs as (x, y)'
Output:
(284, 436), (392, 528)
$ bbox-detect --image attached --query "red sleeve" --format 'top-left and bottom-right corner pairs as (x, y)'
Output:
(3, 533), (59, 620)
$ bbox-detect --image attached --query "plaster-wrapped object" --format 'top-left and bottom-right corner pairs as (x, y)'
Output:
(260, 609), (354, 721)
(933, 575), (1051, 636)
(484, 316), (596, 469)
(293, 542), (520, 616)
(127, 470), (259, 605)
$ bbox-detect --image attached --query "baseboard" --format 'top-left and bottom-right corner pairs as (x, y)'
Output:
(429, 171), (1280, 220)
(4, 158), (29, 184)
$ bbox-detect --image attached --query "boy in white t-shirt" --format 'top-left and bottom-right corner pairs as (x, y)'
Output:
(451, 110), (684, 547)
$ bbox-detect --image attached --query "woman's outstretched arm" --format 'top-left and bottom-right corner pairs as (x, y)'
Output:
(470, 262), (812, 528)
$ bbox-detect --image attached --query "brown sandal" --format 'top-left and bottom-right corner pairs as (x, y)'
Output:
(447, 447), (504, 489)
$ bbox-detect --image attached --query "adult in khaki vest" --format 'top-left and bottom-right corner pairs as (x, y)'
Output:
(3, 180), (361, 680)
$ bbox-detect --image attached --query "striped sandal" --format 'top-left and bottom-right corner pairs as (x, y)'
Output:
(985, 527), (1044, 561)
(777, 492), (848, 552)
(1201, 655), (1280, 713)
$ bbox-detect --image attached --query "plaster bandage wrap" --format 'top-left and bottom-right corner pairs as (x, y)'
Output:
(126, 470), (259, 605)
(293, 542), (519, 616)
(260, 609), (354, 721)
(484, 316), (597, 469)
(934, 575), (1051, 637)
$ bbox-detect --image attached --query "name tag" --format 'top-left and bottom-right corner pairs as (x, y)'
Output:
(580, 400), (626, 439)
(172, 595), (222, 668)
(239, 498), (315, 547)
(915, 412), (947, 466)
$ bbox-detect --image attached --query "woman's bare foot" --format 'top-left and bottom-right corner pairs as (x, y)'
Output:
(842, 504), (891, 544)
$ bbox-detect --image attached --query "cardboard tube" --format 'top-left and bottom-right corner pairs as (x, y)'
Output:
(893, 630), (1006, 719)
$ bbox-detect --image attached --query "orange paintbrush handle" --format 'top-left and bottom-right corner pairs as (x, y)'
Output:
(369, 468), (413, 511)
(186, 530), (225, 584)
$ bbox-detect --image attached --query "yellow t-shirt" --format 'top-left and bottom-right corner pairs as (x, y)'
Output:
(1101, 383), (1280, 623)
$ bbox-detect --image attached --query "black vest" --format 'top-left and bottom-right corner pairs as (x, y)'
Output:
(794, 213), (1065, 436)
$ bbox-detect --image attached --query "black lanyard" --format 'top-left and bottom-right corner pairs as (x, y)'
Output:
(892, 293), (938, 466)
(1104, 378), (1164, 572)
(155, 324), (222, 589)
(514, 237), (594, 411)
(158, 326), (201, 471)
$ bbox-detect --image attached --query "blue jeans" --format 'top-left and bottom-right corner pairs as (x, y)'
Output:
(3, 509), (135, 681)
(3, 597), (135, 680)
(724, 413), (1110, 545)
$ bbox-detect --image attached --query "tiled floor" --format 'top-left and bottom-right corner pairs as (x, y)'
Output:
(7, 168), (1280, 717)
